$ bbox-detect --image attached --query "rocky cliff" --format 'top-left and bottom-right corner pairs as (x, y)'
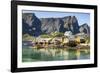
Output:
(22, 13), (42, 36)
(79, 23), (90, 35)
(22, 13), (89, 36)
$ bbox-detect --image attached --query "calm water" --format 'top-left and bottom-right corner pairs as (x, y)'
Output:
(22, 46), (90, 62)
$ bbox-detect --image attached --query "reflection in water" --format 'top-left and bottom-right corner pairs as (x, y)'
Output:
(22, 46), (90, 62)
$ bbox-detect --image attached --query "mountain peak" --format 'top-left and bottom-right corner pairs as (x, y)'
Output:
(22, 13), (36, 21)
(79, 23), (90, 35)
(22, 13), (42, 36)
(22, 13), (89, 37)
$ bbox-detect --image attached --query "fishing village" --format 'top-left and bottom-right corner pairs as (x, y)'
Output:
(23, 31), (90, 50)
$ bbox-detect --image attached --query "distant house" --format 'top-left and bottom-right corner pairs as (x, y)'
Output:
(22, 40), (34, 46)
(68, 36), (75, 41)
(64, 31), (72, 37)
(75, 33), (86, 43)
(35, 37), (69, 45)
(76, 32), (84, 36)
(51, 37), (62, 42)
(75, 33), (86, 39)
(63, 38), (69, 44)
(36, 38), (51, 43)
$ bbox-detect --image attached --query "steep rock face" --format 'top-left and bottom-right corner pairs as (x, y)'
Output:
(22, 13), (89, 36)
(40, 18), (64, 34)
(22, 13), (41, 36)
(79, 23), (90, 34)
(40, 16), (79, 34)
(62, 16), (79, 34)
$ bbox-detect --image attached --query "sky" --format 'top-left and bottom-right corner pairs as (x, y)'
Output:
(22, 10), (90, 26)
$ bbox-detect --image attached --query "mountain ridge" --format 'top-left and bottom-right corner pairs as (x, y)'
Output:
(22, 13), (90, 36)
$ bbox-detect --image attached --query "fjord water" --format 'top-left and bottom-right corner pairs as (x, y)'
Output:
(22, 46), (90, 62)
